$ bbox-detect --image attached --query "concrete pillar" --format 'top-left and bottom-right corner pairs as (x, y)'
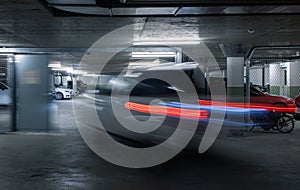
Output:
(264, 65), (270, 86)
(15, 54), (49, 131)
(227, 57), (244, 102)
(72, 75), (77, 90)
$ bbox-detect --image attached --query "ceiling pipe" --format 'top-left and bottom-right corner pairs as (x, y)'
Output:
(39, 0), (300, 17)
(247, 45), (300, 60)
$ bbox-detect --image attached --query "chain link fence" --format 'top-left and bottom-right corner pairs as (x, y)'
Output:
(249, 59), (300, 99)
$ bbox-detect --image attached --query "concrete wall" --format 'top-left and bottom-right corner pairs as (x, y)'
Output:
(268, 62), (300, 98)
(269, 63), (281, 95)
(289, 61), (300, 98)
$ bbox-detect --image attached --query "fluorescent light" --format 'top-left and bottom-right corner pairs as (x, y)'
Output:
(131, 51), (176, 58)
(132, 40), (201, 46)
(0, 53), (14, 56)
(48, 63), (62, 68)
(131, 54), (176, 58)
(48, 61), (62, 68)
(52, 67), (73, 73)
(70, 70), (88, 75)
(8, 57), (14, 63)
(83, 74), (101, 77)
(123, 73), (142, 78)
(132, 52), (176, 55)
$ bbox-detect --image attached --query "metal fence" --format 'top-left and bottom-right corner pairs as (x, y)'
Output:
(249, 59), (300, 99)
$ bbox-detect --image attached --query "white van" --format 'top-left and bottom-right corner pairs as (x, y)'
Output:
(53, 84), (73, 100)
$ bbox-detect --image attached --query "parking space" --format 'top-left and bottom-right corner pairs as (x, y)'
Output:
(0, 99), (299, 189)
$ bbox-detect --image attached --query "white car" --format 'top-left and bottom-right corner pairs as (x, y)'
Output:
(53, 86), (73, 100)
(0, 81), (11, 105)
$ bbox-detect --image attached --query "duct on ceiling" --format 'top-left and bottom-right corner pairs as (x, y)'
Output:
(43, 0), (300, 16)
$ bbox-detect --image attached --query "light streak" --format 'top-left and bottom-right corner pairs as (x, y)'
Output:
(125, 102), (208, 120)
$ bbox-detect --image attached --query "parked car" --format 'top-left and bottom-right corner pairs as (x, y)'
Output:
(249, 85), (296, 111)
(295, 92), (300, 107)
(0, 81), (11, 105)
(53, 84), (73, 100)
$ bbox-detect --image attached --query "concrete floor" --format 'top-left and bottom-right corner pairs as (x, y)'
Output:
(0, 100), (300, 190)
(0, 107), (11, 132)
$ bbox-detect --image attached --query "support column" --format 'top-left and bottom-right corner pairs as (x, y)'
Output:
(15, 54), (49, 131)
(227, 57), (244, 102)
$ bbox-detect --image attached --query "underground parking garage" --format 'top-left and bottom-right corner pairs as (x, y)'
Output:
(0, 1), (300, 189)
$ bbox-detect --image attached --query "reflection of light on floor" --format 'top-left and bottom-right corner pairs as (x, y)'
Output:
(0, 107), (10, 129)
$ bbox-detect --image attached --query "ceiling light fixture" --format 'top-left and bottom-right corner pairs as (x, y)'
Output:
(131, 51), (177, 58)
(247, 29), (255, 34)
(83, 74), (101, 77)
(48, 63), (62, 68)
(132, 40), (201, 46)
(52, 67), (73, 73)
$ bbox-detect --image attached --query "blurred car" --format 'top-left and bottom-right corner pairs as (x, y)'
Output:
(77, 80), (87, 93)
(249, 85), (296, 111)
(53, 84), (73, 100)
(0, 81), (11, 105)
(91, 63), (296, 150)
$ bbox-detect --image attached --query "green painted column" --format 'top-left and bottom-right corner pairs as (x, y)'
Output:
(226, 57), (245, 133)
(227, 57), (244, 102)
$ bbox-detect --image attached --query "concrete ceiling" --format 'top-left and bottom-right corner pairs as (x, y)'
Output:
(1, 0), (300, 69)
